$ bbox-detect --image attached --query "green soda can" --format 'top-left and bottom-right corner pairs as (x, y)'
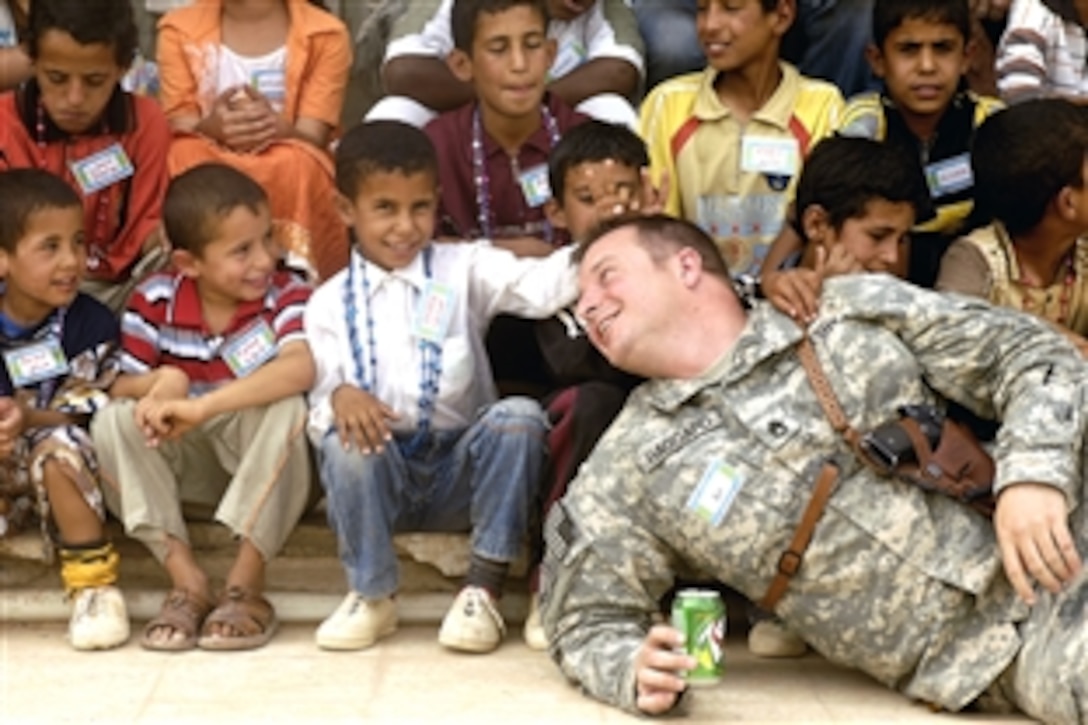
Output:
(671, 588), (726, 686)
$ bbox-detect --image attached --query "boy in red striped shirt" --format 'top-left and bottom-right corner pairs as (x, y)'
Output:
(92, 163), (315, 653)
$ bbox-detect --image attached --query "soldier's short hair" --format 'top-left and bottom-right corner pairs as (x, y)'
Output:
(576, 214), (733, 284)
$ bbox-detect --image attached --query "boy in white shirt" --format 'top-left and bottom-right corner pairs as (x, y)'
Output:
(306, 120), (578, 654)
(368, 0), (643, 128)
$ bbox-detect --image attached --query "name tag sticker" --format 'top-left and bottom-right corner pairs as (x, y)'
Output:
(414, 281), (456, 344)
(251, 69), (286, 102)
(925, 153), (974, 198)
(685, 459), (745, 527)
(518, 163), (552, 208)
(741, 136), (799, 177)
(69, 144), (134, 195)
(221, 319), (277, 378)
(4, 339), (69, 387)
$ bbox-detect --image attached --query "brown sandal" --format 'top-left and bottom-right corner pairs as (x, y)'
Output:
(197, 586), (279, 651)
(141, 589), (213, 652)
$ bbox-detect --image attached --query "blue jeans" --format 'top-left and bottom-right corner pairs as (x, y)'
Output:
(319, 397), (548, 599)
(631, 0), (704, 91)
(793, 0), (878, 98)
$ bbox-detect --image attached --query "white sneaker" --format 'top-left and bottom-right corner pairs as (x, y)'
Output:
(315, 593), (397, 651)
(523, 594), (547, 651)
(747, 618), (808, 658)
(438, 586), (506, 653)
(69, 585), (130, 651)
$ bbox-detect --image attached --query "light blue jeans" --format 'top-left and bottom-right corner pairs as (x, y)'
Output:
(632, 0), (704, 91)
(319, 397), (548, 599)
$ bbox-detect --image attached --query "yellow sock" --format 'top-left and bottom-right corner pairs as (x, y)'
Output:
(58, 542), (120, 596)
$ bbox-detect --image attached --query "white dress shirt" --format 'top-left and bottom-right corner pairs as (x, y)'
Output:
(305, 241), (577, 444)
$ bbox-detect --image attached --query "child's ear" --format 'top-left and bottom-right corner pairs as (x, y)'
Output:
(335, 193), (356, 226)
(544, 197), (567, 231)
(0, 249), (9, 279)
(1056, 184), (1083, 223)
(447, 48), (474, 84)
(544, 37), (558, 69)
(770, 0), (796, 36)
(865, 43), (886, 79)
(171, 248), (199, 278)
(800, 204), (831, 246)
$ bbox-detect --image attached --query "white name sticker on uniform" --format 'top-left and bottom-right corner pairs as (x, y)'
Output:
(251, 69), (286, 102)
(414, 281), (456, 344)
(69, 144), (134, 195)
(4, 338), (69, 387)
(686, 459), (745, 527)
(741, 136), (799, 177)
(221, 319), (277, 378)
(924, 153), (973, 198)
(518, 163), (552, 208)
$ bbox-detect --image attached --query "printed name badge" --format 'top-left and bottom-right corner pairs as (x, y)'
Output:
(685, 459), (745, 527)
(221, 319), (277, 378)
(924, 153), (973, 198)
(414, 281), (456, 344)
(4, 339), (69, 387)
(518, 163), (552, 208)
(251, 69), (286, 102)
(69, 143), (134, 196)
(741, 136), (799, 177)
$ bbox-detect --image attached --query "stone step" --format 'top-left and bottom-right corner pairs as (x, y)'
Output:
(0, 515), (532, 625)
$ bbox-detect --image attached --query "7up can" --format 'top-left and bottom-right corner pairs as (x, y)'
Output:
(671, 589), (726, 686)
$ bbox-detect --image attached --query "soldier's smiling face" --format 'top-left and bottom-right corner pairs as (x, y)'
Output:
(576, 226), (677, 371)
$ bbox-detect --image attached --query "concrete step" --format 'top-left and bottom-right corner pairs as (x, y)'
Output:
(0, 514), (532, 625)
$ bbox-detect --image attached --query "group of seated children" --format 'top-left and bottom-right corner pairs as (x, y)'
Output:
(5, 0), (1088, 667)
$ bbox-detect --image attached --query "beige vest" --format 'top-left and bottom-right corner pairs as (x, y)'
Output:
(962, 223), (1088, 337)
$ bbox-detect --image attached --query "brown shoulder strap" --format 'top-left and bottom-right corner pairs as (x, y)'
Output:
(758, 461), (839, 611)
(795, 337), (862, 449)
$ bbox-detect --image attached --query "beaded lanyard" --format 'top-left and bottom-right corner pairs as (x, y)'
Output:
(471, 103), (560, 243)
(36, 102), (113, 272)
(1016, 252), (1076, 326)
(343, 247), (443, 456)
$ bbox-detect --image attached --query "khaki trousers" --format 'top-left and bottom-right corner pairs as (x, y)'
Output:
(92, 396), (312, 563)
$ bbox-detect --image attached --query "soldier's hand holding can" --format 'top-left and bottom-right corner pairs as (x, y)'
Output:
(634, 624), (695, 715)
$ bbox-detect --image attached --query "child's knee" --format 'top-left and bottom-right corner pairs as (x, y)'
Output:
(482, 397), (548, 432)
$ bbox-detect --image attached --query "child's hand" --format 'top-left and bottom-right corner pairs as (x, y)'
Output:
(764, 267), (822, 324)
(133, 396), (174, 447)
(821, 244), (863, 277)
(0, 397), (23, 458)
(331, 384), (399, 454)
(151, 398), (211, 442)
(636, 168), (670, 216)
(200, 86), (278, 153)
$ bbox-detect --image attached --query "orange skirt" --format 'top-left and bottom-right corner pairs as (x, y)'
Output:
(168, 135), (349, 281)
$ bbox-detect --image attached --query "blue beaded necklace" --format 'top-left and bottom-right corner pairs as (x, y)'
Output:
(471, 102), (561, 243)
(343, 246), (443, 456)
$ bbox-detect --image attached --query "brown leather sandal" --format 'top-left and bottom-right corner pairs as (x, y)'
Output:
(197, 586), (279, 651)
(140, 589), (213, 652)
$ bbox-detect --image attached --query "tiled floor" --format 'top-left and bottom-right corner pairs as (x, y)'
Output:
(1, 622), (1031, 724)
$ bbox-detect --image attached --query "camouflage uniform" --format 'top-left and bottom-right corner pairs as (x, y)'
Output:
(541, 275), (1088, 723)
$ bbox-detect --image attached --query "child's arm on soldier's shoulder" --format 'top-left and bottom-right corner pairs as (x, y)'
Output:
(759, 210), (805, 280)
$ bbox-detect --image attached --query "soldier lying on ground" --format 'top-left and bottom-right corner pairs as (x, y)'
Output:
(541, 214), (1088, 724)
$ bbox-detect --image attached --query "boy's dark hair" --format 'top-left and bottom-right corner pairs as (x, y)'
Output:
(335, 120), (438, 198)
(576, 214), (732, 284)
(163, 164), (269, 256)
(972, 99), (1088, 236)
(27, 0), (138, 68)
(0, 169), (81, 253)
(872, 0), (971, 49)
(451, 0), (548, 53)
(794, 136), (932, 239)
(548, 120), (649, 202)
